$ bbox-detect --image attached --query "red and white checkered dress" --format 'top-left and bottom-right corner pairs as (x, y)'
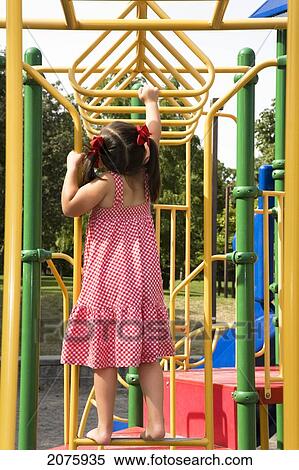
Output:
(60, 169), (175, 369)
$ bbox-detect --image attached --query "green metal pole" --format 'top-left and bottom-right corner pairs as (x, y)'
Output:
(273, 30), (286, 450)
(125, 81), (145, 427)
(232, 48), (259, 450)
(18, 47), (43, 449)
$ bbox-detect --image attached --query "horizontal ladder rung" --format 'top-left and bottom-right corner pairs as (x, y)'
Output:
(175, 325), (187, 332)
(74, 437), (209, 447)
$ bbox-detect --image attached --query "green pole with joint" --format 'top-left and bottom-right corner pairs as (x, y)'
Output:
(126, 81), (145, 427)
(273, 30), (286, 450)
(18, 47), (43, 449)
(233, 48), (259, 450)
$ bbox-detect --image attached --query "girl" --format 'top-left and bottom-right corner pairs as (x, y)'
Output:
(60, 84), (175, 446)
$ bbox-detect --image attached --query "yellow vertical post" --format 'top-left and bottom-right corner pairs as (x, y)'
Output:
(259, 404), (269, 450)
(203, 114), (214, 450)
(0, 0), (23, 450)
(169, 207), (177, 449)
(184, 141), (191, 369)
(136, 1), (146, 72)
(283, 0), (299, 449)
(68, 218), (82, 450)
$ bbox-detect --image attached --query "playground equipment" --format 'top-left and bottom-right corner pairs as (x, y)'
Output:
(1, 0), (298, 451)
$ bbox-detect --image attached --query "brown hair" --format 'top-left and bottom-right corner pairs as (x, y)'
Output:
(81, 121), (161, 202)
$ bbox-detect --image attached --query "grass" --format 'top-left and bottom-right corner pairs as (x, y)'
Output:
(0, 278), (235, 357)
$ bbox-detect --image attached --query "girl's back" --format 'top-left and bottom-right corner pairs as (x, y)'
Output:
(60, 168), (175, 369)
(95, 168), (148, 209)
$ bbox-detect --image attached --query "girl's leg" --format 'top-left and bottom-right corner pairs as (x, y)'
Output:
(138, 361), (165, 440)
(86, 366), (118, 445)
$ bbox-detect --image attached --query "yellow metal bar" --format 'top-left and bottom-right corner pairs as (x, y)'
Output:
(151, 30), (206, 87)
(78, 31), (132, 86)
(75, 437), (209, 447)
(255, 344), (265, 358)
(81, 40), (138, 99)
(78, 101), (203, 114)
(117, 373), (129, 390)
(46, 259), (70, 444)
(283, 0), (299, 448)
(211, 0), (230, 29)
(69, 215), (82, 450)
(60, 0), (78, 29)
(90, 69), (137, 113)
(270, 376), (284, 382)
(169, 208), (177, 449)
(145, 39), (204, 97)
(170, 254), (226, 303)
(202, 110), (237, 123)
(169, 355), (176, 449)
(136, 1), (146, 71)
(259, 404), (269, 450)
(262, 190), (285, 197)
(143, 60), (194, 110)
(78, 386), (94, 439)
(84, 57), (137, 110)
(35, 65), (250, 74)
(184, 140), (191, 370)
(263, 195), (271, 400)
(71, 82), (209, 99)
(83, 115), (200, 127)
(0, 18), (287, 31)
(0, 0), (23, 450)
(277, 194), (284, 377)
(51, 252), (75, 267)
(23, 64), (82, 149)
(155, 207), (161, 255)
(185, 327), (227, 368)
(69, 1), (137, 73)
(173, 323), (235, 362)
(170, 209), (176, 295)
(95, 72), (138, 111)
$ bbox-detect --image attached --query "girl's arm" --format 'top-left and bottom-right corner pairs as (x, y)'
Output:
(138, 85), (161, 146)
(61, 151), (108, 217)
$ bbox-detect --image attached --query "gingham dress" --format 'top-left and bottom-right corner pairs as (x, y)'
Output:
(60, 169), (175, 369)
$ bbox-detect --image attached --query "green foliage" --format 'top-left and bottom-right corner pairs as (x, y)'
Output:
(255, 99), (275, 168)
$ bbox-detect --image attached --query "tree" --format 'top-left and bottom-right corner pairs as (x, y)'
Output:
(255, 98), (275, 168)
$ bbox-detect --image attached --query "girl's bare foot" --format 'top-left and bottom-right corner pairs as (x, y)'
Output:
(140, 425), (165, 441)
(86, 427), (112, 445)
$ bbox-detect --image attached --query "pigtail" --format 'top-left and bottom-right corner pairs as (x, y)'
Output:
(80, 136), (105, 186)
(145, 138), (161, 202)
(80, 153), (98, 186)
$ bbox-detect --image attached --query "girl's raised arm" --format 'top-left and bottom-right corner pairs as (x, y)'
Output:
(138, 85), (161, 147)
(61, 150), (108, 217)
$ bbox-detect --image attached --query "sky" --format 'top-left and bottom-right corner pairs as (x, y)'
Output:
(0, 1), (281, 169)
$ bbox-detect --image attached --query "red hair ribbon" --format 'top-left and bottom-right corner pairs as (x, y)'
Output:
(136, 124), (151, 146)
(87, 135), (104, 168)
